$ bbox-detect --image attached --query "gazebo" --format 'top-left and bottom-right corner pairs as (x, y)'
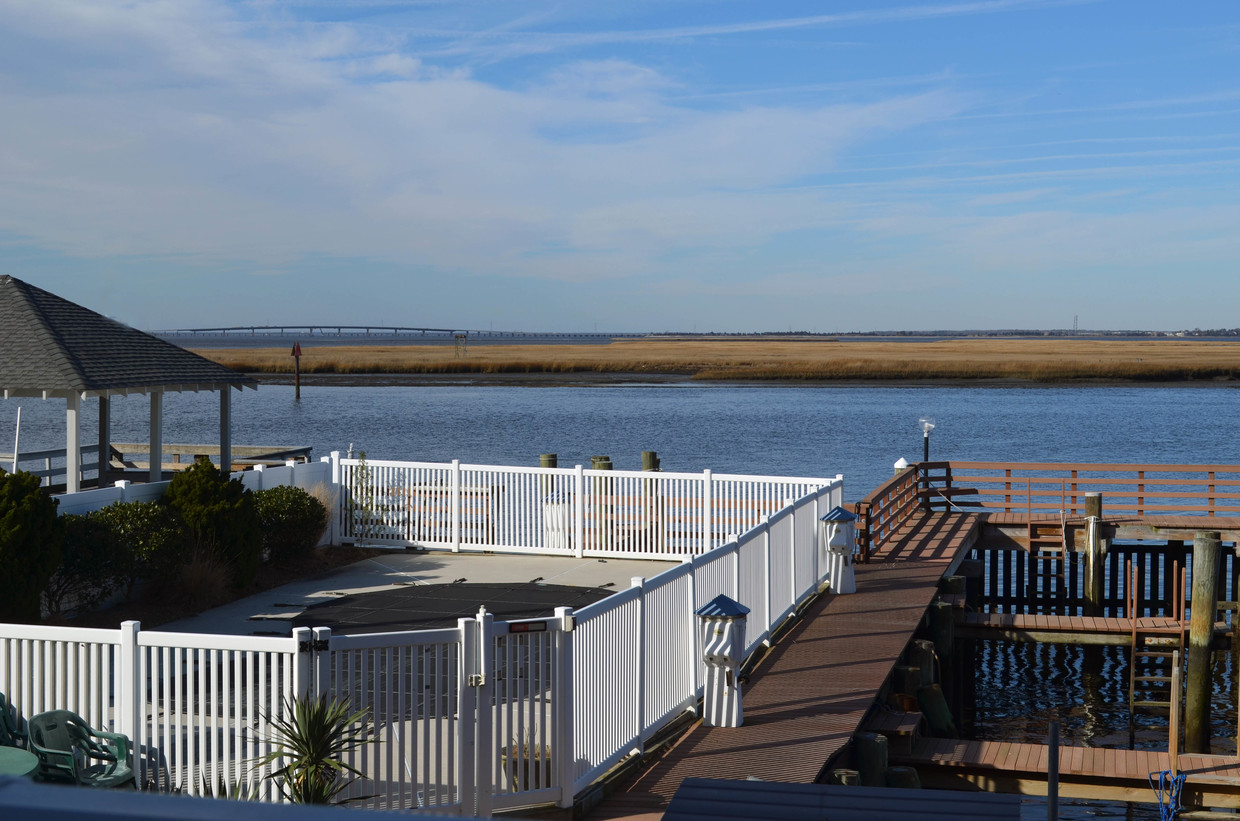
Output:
(0, 275), (256, 492)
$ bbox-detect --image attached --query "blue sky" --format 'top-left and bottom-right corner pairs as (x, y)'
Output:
(1, 1), (1237, 333)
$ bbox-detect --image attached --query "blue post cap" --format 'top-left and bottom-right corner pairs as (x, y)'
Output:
(695, 594), (750, 620)
(821, 506), (857, 523)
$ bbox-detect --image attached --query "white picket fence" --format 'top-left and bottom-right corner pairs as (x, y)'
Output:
(52, 460), (333, 518)
(332, 454), (837, 560)
(1, 460), (844, 815)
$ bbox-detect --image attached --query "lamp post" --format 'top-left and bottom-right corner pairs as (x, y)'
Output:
(918, 417), (935, 511)
(918, 417), (935, 463)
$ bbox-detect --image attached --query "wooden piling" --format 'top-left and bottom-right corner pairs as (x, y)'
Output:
(641, 450), (660, 471)
(1186, 530), (1221, 753)
(1084, 492), (1104, 615)
(540, 453), (557, 495)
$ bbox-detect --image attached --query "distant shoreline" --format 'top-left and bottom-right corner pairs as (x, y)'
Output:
(249, 371), (1239, 389)
(198, 337), (1240, 387)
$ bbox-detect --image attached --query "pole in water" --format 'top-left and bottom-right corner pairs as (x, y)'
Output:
(1185, 531), (1221, 753)
(1048, 718), (1059, 821)
(290, 341), (303, 401)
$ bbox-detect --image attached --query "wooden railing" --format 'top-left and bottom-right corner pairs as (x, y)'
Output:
(853, 464), (923, 561)
(923, 461), (1240, 518)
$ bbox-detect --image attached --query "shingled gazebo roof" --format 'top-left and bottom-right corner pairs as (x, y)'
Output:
(0, 275), (255, 398)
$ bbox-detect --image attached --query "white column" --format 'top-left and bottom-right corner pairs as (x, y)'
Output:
(65, 392), (81, 493)
(219, 388), (232, 475)
(149, 391), (163, 483)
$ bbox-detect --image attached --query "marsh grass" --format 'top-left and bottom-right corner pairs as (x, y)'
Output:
(197, 338), (1240, 383)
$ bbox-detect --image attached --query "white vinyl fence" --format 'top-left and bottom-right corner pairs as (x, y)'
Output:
(333, 454), (837, 560)
(1, 461), (844, 816)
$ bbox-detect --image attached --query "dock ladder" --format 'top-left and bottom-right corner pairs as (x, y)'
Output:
(1127, 559), (1187, 717)
(1026, 480), (1068, 612)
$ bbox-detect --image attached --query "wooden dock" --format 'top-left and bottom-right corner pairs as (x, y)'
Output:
(894, 738), (1240, 808)
(584, 511), (978, 820)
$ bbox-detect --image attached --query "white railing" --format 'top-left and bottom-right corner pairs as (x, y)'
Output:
(0, 622), (309, 801)
(568, 484), (837, 793)
(133, 629), (307, 799)
(0, 445), (104, 487)
(334, 455), (838, 560)
(0, 461), (844, 815)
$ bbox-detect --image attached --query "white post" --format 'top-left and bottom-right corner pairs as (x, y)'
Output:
(762, 518), (773, 645)
(219, 388), (232, 475)
(786, 498), (797, 602)
(474, 607), (494, 818)
(118, 620), (140, 787)
(65, 392), (81, 493)
(291, 627), (313, 700)
(573, 465), (585, 559)
(686, 556), (699, 708)
(553, 606), (575, 807)
(632, 576), (646, 755)
(451, 459), (462, 553)
(252, 463), (265, 491)
(113, 480), (130, 503)
(328, 452), (341, 545)
(702, 469), (713, 555)
(730, 536), (741, 601)
(149, 391), (163, 483)
(459, 616), (480, 817)
(312, 627), (331, 698)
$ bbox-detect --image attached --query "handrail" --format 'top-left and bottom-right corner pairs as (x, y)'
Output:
(853, 464), (923, 561)
(925, 461), (1240, 517)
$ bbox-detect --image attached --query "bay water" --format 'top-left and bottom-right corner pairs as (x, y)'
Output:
(3, 381), (1238, 818)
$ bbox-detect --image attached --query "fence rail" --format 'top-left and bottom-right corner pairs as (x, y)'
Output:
(334, 455), (838, 561)
(925, 461), (1240, 518)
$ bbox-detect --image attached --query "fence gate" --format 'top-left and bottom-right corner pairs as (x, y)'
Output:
(321, 607), (573, 817)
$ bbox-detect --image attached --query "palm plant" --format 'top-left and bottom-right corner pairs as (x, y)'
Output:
(258, 694), (374, 804)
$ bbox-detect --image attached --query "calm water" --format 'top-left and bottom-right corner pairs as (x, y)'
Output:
(4, 381), (1238, 818)
(4, 382), (1238, 504)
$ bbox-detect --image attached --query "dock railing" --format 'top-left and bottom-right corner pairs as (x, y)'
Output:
(853, 463), (923, 562)
(923, 461), (1240, 518)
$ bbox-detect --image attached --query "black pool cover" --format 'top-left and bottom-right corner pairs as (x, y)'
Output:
(292, 582), (614, 634)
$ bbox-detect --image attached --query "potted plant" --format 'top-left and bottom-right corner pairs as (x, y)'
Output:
(500, 733), (552, 791)
(258, 694), (374, 804)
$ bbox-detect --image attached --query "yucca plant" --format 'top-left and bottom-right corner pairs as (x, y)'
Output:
(258, 694), (374, 804)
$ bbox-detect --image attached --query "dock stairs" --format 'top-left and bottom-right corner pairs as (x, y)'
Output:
(1126, 560), (1187, 715)
(1024, 485), (1068, 611)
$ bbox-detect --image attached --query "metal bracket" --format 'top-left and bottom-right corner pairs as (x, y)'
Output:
(468, 674), (486, 687)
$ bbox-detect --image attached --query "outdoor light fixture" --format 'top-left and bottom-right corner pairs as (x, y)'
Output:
(918, 417), (935, 463)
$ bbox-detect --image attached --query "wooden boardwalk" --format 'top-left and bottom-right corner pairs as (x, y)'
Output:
(585, 511), (979, 820)
(894, 738), (1240, 808)
(955, 612), (1198, 645)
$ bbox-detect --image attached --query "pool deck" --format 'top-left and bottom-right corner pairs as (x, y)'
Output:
(159, 550), (678, 635)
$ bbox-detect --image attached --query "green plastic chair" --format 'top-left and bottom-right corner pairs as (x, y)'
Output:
(0, 692), (27, 748)
(27, 710), (133, 788)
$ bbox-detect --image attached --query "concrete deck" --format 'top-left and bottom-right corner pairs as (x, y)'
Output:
(160, 550), (678, 635)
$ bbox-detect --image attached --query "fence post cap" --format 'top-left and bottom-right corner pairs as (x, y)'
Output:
(894, 457), (910, 471)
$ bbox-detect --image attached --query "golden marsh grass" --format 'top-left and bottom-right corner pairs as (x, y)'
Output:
(195, 338), (1240, 383)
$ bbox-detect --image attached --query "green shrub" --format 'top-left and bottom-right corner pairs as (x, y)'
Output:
(254, 485), (329, 565)
(93, 500), (187, 589)
(42, 513), (130, 619)
(0, 471), (63, 621)
(162, 459), (261, 588)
